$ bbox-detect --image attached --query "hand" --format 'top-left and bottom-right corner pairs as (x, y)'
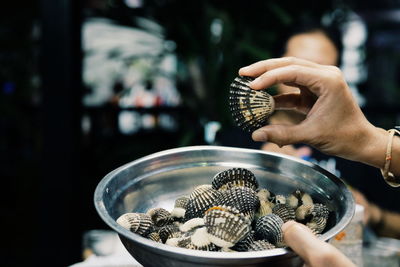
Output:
(239, 57), (391, 170)
(282, 221), (355, 267)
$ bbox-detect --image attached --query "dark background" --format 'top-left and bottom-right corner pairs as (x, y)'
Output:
(1, 0), (400, 266)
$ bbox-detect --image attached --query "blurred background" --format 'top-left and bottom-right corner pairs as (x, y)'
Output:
(2, 0), (400, 266)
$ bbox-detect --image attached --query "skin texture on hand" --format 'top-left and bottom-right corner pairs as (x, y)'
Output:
(239, 57), (400, 177)
(282, 221), (356, 267)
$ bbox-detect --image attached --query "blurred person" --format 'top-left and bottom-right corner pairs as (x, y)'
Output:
(239, 57), (400, 266)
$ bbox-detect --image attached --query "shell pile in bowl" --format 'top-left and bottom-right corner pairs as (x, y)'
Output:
(116, 167), (330, 252)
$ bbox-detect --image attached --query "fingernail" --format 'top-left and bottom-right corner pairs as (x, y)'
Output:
(282, 220), (297, 232)
(252, 130), (267, 142)
(239, 66), (249, 74)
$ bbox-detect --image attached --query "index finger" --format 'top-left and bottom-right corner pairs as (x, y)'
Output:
(248, 65), (328, 96)
(239, 57), (322, 77)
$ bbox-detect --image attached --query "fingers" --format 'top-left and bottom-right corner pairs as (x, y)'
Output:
(282, 221), (356, 267)
(239, 57), (320, 77)
(246, 65), (327, 96)
(252, 124), (310, 146)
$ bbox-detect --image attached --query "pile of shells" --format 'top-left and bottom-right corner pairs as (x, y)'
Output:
(116, 167), (330, 252)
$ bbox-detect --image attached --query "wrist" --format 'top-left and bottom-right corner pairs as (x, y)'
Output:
(351, 126), (388, 169)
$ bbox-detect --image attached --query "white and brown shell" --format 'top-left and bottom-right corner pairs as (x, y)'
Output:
(306, 203), (330, 234)
(158, 224), (182, 243)
(287, 189), (314, 209)
(116, 212), (154, 237)
(231, 230), (255, 252)
(171, 196), (189, 220)
(254, 214), (284, 246)
(147, 207), (172, 227)
(185, 184), (222, 220)
(212, 168), (258, 191)
(272, 203), (296, 223)
(229, 75), (275, 132)
(204, 205), (252, 248)
(214, 186), (260, 220)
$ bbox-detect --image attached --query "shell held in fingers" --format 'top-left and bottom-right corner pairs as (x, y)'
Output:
(272, 203), (296, 223)
(254, 214), (284, 246)
(229, 75), (275, 132)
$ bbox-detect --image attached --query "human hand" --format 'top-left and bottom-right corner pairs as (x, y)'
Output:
(239, 57), (389, 169)
(282, 220), (355, 267)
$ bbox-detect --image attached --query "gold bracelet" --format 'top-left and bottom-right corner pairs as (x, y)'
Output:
(380, 127), (400, 187)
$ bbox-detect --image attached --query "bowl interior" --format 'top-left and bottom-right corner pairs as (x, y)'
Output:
(95, 146), (354, 263)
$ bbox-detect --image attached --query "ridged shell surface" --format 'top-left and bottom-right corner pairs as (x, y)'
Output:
(212, 168), (258, 191)
(254, 214), (284, 246)
(214, 186), (260, 220)
(247, 240), (276, 251)
(272, 203), (296, 223)
(231, 230), (255, 252)
(204, 205), (251, 248)
(229, 76), (275, 132)
(185, 184), (222, 220)
(185, 227), (220, 251)
(158, 224), (182, 243)
(116, 213), (154, 237)
(147, 207), (172, 227)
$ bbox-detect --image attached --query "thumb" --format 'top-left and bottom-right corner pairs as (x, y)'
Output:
(252, 124), (308, 147)
(282, 221), (356, 267)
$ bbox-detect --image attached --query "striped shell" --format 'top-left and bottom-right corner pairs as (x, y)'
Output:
(184, 227), (220, 251)
(147, 231), (162, 243)
(255, 214), (284, 246)
(231, 230), (255, 252)
(229, 76), (275, 132)
(171, 196), (189, 220)
(306, 203), (330, 234)
(116, 213), (153, 237)
(185, 184), (222, 220)
(272, 203), (296, 223)
(204, 205), (252, 248)
(247, 240), (276, 251)
(214, 186), (260, 220)
(212, 168), (258, 191)
(147, 207), (172, 227)
(159, 224), (182, 243)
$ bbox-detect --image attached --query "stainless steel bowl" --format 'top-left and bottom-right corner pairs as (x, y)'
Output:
(94, 146), (355, 267)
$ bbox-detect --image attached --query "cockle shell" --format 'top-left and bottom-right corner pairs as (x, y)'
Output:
(254, 214), (284, 246)
(256, 188), (271, 202)
(147, 231), (162, 243)
(147, 207), (172, 227)
(287, 189), (313, 209)
(269, 193), (287, 205)
(184, 227), (220, 251)
(179, 218), (205, 233)
(272, 203), (296, 223)
(214, 186), (260, 220)
(159, 224), (182, 243)
(212, 168), (258, 191)
(116, 213), (154, 237)
(255, 199), (274, 219)
(171, 196), (189, 219)
(204, 205), (252, 248)
(231, 230), (255, 252)
(247, 240), (276, 251)
(229, 75), (275, 132)
(306, 203), (329, 234)
(295, 204), (313, 221)
(185, 184), (222, 220)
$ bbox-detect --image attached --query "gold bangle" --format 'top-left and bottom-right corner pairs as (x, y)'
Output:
(380, 128), (400, 187)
